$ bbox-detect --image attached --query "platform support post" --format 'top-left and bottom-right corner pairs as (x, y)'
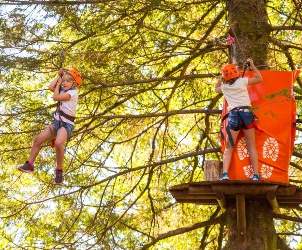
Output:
(216, 192), (226, 211)
(267, 191), (280, 214)
(236, 194), (246, 238)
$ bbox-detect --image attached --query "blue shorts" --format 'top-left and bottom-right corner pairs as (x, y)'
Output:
(228, 108), (255, 131)
(52, 119), (74, 139)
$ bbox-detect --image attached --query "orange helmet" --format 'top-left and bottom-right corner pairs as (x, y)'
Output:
(221, 64), (240, 81)
(67, 67), (82, 86)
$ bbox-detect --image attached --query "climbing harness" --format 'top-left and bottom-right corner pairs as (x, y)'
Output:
(55, 86), (77, 123)
(220, 106), (255, 147)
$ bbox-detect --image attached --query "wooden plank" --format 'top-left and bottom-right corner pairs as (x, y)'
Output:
(278, 203), (301, 208)
(277, 186), (297, 196)
(169, 182), (302, 208)
(212, 184), (279, 195)
(170, 181), (293, 192)
(176, 199), (218, 205)
(267, 191), (280, 214)
(278, 199), (302, 203)
(188, 186), (215, 194)
(289, 190), (302, 198)
(204, 180), (290, 186)
(277, 191), (302, 202)
(277, 196), (302, 201)
(171, 193), (217, 201)
(169, 183), (190, 191)
(236, 194), (246, 238)
(172, 184), (298, 197)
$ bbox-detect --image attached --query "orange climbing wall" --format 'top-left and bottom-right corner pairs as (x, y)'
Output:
(221, 70), (300, 183)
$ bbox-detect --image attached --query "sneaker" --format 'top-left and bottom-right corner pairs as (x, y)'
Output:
(251, 174), (260, 181)
(220, 172), (229, 181)
(55, 169), (63, 185)
(18, 161), (34, 173)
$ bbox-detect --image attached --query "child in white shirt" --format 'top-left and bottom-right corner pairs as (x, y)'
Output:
(18, 68), (82, 184)
(215, 59), (262, 181)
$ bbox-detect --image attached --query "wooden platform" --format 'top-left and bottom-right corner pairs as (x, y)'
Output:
(170, 181), (302, 237)
(169, 180), (302, 210)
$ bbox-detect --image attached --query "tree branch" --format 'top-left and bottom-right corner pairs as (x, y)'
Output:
(83, 108), (221, 120)
(0, 0), (109, 5)
(82, 147), (221, 190)
(88, 73), (218, 89)
(140, 212), (224, 250)
(277, 236), (292, 250)
(273, 213), (302, 223)
(270, 25), (302, 31)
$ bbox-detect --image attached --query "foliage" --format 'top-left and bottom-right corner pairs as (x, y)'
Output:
(0, 0), (301, 249)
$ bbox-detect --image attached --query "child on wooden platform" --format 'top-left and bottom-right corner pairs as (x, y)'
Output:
(215, 58), (262, 181)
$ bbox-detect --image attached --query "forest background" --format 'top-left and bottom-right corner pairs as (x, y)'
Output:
(0, 0), (301, 249)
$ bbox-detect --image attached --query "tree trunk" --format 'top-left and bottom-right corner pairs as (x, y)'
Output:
(223, 200), (278, 250)
(227, 0), (270, 68)
(222, 1), (291, 249)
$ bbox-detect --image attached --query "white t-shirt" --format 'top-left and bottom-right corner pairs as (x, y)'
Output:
(221, 77), (251, 111)
(54, 88), (78, 125)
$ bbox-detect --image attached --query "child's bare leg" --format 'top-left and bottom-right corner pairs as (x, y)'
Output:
(243, 128), (259, 175)
(223, 129), (240, 173)
(29, 125), (55, 163)
(54, 127), (68, 170)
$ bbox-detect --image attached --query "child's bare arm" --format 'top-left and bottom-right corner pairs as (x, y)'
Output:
(53, 92), (71, 101)
(247, 58), (263, 85)
(48, 77), (60, 92)
(48, 69), (66, 92)
(52, 81), (71, 101)
(215, 76), (223, 93)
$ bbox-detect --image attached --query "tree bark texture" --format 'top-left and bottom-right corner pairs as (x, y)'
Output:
(227, 0), (270, 68)
(223, 200), (278, 250)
